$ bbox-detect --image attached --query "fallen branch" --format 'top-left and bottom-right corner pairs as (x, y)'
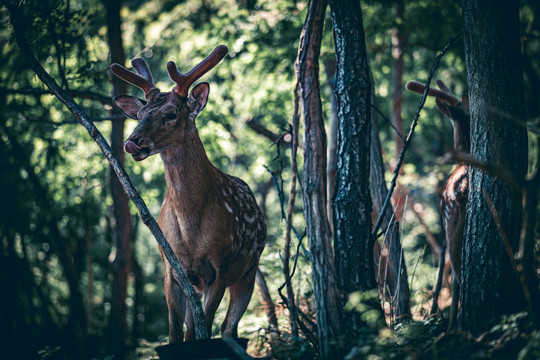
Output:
(5, 2), (208, 340)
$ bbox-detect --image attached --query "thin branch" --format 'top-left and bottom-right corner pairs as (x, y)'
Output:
(452, 150), (525, 190)
(371, 104), (405, 143)
(0, 88), (113, 105)
(283, 82), (301, 338)
(4, 3), (208, 340)
(408, 196), (441, 257)
(246, 117), (291, 146)
(372, 31), (462, 237)
(482, 190), (533, 320)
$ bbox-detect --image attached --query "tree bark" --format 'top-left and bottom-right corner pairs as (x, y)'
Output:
(329, 0), (376, 329)
(460, 0), (528, 333)
(391, 0), (405, 166)
(104, 0), (132, 355)
(325, 59), (338, 231)
(296, 0), (342, 358)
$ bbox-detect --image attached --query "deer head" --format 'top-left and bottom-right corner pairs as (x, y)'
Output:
(110, 45), (228, 161)
(406, 79), (470, 154)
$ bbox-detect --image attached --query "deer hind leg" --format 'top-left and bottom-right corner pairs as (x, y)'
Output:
(448, 270), (460, 332)
(165, 271), (187, 343)
(221, 266), (258, 338)
(199, 278), (227, 337)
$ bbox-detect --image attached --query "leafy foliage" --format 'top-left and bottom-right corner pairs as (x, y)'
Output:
(0, 0), (539, 358)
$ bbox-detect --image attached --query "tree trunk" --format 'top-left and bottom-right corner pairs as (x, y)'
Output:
(329, 0), (376, 329)
(105, 0), (132, 355)
(296, 0), (342, 358)
(370, 91), (412, 324)
(391, 1), (405, 160)
(460, 0), (528, 333)
(325, 58), (338, 231)
(390, 0), (406, 222)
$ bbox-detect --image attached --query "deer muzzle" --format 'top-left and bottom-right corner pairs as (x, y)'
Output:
(124, 139), (150, 161)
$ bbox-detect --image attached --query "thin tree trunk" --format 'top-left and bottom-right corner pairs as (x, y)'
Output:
(105, 0), (132, 355)
(460, 0), (528, 333)
(325, 59), (338, 231)
(391, 0), (406, 222)
(370, 87), (412, 323)
(296, 0), (342, 358)
(391, 0), (405, 165)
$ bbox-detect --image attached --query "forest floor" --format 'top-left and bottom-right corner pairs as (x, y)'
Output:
(130, 310), (540, 359)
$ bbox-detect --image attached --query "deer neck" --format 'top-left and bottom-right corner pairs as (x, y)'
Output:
(160, 131), (218, 212)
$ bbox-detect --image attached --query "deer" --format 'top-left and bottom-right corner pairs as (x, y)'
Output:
(109, 45), (267, 342)
(406, 79), (470, 331)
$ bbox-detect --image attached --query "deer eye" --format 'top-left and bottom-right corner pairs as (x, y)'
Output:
(166, 112), (176, 121)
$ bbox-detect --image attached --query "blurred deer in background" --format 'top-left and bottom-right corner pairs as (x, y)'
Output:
(406, 79), (470, 330)
(110, 45), (267, 342)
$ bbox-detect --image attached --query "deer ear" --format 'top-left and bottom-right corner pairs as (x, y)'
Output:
(187, 82), (210, 116)
(112, 95), (146, 120)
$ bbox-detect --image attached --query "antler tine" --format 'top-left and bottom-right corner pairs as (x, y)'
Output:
(110, 58), (158, 98)
(435, 79), (454, 96)
(132, 58), (156, 87)
(167, 45), (229, 97)
(405, 80), (460, 106)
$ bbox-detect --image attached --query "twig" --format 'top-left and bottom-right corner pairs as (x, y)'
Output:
(4, 3), (209, 340)
(372, 31), (462, 237)
(452, 150), (525, 190)
(264, 165), (310, 259)
(409, 244), (427, 298)
(371, 104), (404, 143)
(246, 118), (291, 146)
(408, 196), (441, 258)
(283, 82), (301, 338)
(482, 190), (532, 316)
(0, 87), (113, 105)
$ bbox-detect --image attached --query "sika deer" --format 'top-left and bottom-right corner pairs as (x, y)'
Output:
(110, 45), (267, 342)
(406, 80), (469, 330)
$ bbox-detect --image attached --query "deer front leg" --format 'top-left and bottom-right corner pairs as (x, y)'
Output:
(164, 270), (187, 343)
(221, 266), (258, 338)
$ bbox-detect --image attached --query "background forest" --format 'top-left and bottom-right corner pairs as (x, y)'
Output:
(1, 0), (539, 359)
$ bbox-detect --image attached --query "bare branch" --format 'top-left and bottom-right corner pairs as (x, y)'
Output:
(283, 82), (301, 338)
(246, 118), (290, 146)
(0, 87), (113, 105)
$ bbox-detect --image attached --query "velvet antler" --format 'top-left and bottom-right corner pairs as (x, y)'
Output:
(111, 58), (158, 98)
(167, 45), (228, 97)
